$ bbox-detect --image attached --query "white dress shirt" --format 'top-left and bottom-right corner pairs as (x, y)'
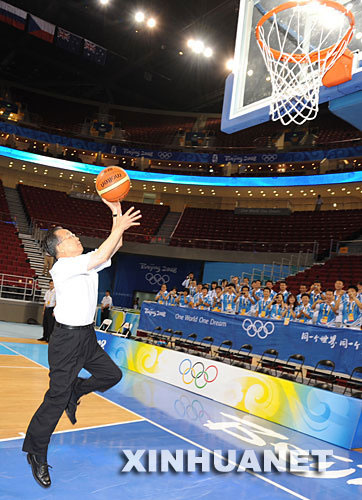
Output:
(44, 288), (56, 308)
(50, 251), (111, 326)
(101, 295), (113, 308)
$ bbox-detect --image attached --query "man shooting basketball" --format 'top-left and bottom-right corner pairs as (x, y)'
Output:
(22, 200), (141, 488)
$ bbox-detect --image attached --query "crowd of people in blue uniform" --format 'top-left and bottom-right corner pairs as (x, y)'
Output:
(154, 273), (362, 330)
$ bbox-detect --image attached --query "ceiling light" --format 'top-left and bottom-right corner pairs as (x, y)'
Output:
(204, 47), (213, 58)
(192, 40), (204, 54)
(226, 58), (234, 71)
(135, 11), (145, 22)
(99, 0), (109, 5)
(147, 17), (156, 28)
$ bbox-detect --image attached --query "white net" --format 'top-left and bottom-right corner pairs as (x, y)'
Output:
(256, 0), (355, 125)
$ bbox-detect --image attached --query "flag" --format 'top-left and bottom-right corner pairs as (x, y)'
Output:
(83, 39), (107, 65)
(27, 14), (55, 43)
(55, 27), (83, 55)
(0, 1), (26, 30)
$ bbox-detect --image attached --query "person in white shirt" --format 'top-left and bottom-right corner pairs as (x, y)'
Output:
(22, 200), (141, 488)
(182, 272), (194, 289)
(100, 290), (113, 324)
(38, 281), (56, 343)
(195, 286), (212, 310)
(342, 286), (362, 330)
(357, 281), (362, 302)
(296, 284), (308, 305)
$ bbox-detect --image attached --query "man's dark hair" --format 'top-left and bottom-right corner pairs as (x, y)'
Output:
(335, 279), (344, 283)
(215, 285), (222, 291)
(43, 226), (62, 258)
(183, 288), (190, 294)
(325, 288), (334, 293)
(106, 290), (111, 293)
(301, 293), (310, 298)
(280, 281), (287, 285)
(348, 285), (358, 292)
(263, 287), (271, 292)
(300, 283), (308, 288)
(202, 286), (208, 291)
(211, 281), (218, 286)
(314, 280), (321, 285)
(241, 285), (249, 291)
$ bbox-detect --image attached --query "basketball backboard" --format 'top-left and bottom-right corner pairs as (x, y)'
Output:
(222, 0), (362, 133)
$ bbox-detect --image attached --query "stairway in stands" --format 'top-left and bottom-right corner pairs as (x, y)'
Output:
(153, 212), (181, 243)
(4, 186), (50, 297)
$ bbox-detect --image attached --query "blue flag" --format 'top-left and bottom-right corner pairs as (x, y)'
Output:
(83, 39), (107, 65)
(55, 27), (83, 55)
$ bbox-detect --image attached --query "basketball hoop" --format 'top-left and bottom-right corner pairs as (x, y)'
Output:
(255, 0), (355, 125)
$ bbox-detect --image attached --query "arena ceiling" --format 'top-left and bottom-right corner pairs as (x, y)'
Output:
(0, 0), (239, 112)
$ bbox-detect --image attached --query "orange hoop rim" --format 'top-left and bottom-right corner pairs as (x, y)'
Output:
(255, 0), (355, 63)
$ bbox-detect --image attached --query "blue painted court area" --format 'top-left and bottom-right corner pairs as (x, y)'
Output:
(0, 344), (17, 355)
(1, 339), (361, 500)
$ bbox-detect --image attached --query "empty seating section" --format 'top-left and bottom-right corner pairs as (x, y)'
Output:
(170, 207), (362, 255)
(285, 255), (362, 294)
(18, 185), (170, 243)
(0, 221), (35, 277)
(0, 180), (10, 219)
(116, 110), (195, 145)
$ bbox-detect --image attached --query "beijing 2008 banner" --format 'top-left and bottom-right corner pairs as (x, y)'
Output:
(95, 332), (362, 449)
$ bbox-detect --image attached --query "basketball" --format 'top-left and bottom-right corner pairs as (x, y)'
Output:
(95, 166), (131, 202)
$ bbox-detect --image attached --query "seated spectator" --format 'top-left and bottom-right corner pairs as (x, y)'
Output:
(155, 284), (168, 305)
(255, 287), (272, 318)
(182, 272), (194, 288)
(177, 288), (193, 308)
(309, 281), (325, 305)
(195, 286), (212, 310)
(265, 280), (276, 300)
(312, 290), (340, 327)
(296, 284), (308, 304)
(282, 294), (298, 324)
(166, 287), (178, 306)
(296, 294), (313, 324)
(235, 285), (255, 315)
(342, 286), (362, 330)
(221, 284), (237, 314)
(268, 293), (286, 320)
(279, 281), (289, 302)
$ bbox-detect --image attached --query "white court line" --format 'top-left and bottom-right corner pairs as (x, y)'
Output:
(0, 365), (44, 369)
(1, 342), (310, 500)
(0, 420), (144, 443)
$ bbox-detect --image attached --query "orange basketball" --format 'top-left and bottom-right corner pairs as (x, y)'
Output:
(96, 166), (130, 202)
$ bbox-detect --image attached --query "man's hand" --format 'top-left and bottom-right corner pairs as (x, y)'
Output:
(118, 207), (142, 231)
(102, 198), (122, 215)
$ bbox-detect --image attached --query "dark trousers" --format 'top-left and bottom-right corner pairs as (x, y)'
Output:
(43, 307), (55, 341)
(22, 324), (122, 456)
(101, 307), (110, 323)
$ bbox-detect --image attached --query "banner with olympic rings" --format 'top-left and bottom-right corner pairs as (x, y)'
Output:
(95, 331), (362, 449)
(139, 302), (362, 375)
(112, 254), (203, 308)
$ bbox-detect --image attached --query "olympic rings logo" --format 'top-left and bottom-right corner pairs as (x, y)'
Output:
(242, 318), (274, 339)
(145, 273), (170, 286)
(158, 152), (172, 160)
(179, 359), (218, 389)
(261, 154), (277, 163)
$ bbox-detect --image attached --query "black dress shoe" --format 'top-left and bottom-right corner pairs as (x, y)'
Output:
(37, 337), (46, 341)
(27, 453), (52, 488)
(65, 391), (80, 425)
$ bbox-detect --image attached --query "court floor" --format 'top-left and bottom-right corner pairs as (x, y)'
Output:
(0, 327), (361, 499)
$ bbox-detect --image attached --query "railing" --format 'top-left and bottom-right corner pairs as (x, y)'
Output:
(333, 239), (362, 255)
(0, 273), (41, 301)
(170, 237), (319, 255)
(31, 218), (157, 245)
